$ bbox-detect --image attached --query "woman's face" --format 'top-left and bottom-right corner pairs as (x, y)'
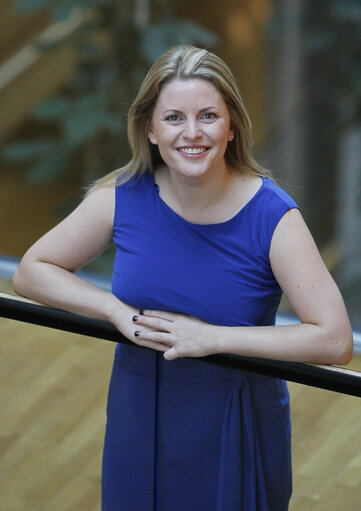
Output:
(148, 78), (234, 180)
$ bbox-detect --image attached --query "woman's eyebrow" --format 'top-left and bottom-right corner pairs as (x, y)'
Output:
(162, 106), (219, 114)
(163, 109), (183, 114)
(199, 106), (218, 112)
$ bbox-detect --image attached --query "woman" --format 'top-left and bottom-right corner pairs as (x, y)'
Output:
(13, 45), (352, 510)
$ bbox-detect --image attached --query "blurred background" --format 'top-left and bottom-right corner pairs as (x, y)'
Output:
(0, 0), (360, 325)
(0, 1), (360, 510)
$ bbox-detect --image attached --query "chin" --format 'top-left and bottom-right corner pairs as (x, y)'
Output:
(174, 168), (212, 179)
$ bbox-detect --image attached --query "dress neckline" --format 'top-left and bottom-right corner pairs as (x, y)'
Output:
(150, 173), (266, 228)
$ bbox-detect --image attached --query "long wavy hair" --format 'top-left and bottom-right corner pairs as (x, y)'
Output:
(87, 45), (272, 193)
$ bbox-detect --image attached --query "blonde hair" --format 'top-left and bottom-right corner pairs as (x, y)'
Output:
(88, 45), (272, 193)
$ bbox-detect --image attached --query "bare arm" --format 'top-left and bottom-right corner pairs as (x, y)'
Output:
(132, 209), (353, 365)
(207, 209), (353, 364)
(12, 187), (142, 341)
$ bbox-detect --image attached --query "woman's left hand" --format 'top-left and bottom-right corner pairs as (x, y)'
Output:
(131, 309), (216, 360)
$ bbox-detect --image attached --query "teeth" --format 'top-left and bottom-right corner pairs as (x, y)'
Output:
(178, 147), (207, 154)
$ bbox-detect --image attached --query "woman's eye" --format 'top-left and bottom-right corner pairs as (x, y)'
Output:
(202, 112), (217, 121)
(165, 114), (181, 122)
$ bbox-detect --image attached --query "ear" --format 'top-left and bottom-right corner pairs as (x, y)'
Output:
(228, 125), (235, 142)
(148, 125), (158, 145)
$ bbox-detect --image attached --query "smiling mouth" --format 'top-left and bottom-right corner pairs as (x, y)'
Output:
(177, 147), (209, 155)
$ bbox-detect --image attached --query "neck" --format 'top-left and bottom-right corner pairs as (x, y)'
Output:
(161, 165), (236, 216)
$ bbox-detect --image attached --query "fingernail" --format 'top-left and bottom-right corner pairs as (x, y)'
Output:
(139, 309), (145, 315)
(134, 331), (140, 337)
(132, 315), (138, 322)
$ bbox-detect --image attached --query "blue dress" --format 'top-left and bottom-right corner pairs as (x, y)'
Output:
(102, 171), (298, 511)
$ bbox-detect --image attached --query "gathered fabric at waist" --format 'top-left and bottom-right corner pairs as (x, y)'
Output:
(114, 342), (285, 387)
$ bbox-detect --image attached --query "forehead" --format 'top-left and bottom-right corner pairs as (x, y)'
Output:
(154, 78), (227, 110)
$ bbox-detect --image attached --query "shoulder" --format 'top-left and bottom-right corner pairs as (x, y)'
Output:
(63, 185), (116, 235)
(257, 178), (300, 241)
(116, 170), (151, 187)
(114, 171), (152, 198)
(113, 171), (154, 225)
(270, 208), (314, 280)
(84, 184), (115, 216)
(248, 177), (299, 253)
(260, 178), (299, 212)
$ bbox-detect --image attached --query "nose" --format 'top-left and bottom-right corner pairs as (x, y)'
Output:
(183, 119), (201, 139)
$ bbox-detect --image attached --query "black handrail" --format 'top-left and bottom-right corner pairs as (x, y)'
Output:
(1, 292), (360, 397)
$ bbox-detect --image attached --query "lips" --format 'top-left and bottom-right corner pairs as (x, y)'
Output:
(177, 146), (209, 155)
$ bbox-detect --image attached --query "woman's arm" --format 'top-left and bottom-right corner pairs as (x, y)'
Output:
(131, 209), (353, 365)
(12, 187), (142, 341)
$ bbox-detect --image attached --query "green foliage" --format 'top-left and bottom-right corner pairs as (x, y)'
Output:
(304, 29), (335, 52)
(2, 1), (218, 273)
(3, 0), (218, 186)
(16, 0), (112, 18)
(26, 151), (71, 184)
(330, 0), (361, 21)
(2, 139), (70, 184)
(16, 0), (54, 10)
(2, 140), (57, 161)
(30, 92), (121, 147)
(32, 97), (69, 120)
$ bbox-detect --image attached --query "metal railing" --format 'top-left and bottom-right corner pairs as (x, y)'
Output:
(1, 255), (360, 355)
(1, 292), (360, 397)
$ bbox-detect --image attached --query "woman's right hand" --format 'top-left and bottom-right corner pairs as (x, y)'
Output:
(108, 298), (171, 353)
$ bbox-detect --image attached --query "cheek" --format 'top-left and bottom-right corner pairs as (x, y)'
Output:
(155, 128), (178, 149)
(214, 128), (231, 147)
(210, 120), (231, 140)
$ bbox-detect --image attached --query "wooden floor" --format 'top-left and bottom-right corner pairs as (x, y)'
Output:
(0, 279), (360, 510)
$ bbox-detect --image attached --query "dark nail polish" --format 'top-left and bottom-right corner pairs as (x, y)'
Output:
(134, 331), (140, 337)
(139, 309), (145, 315)
(132, 315), (138, 322)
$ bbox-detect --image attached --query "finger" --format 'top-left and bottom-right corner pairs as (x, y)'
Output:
(134, 330), (173, 344)
(131, 322), (163, 335)
(139, 309), (176, 322)
(133, 315), (172, 332)
(133, 338), (169, 352)
(163, 347), (179, 361)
